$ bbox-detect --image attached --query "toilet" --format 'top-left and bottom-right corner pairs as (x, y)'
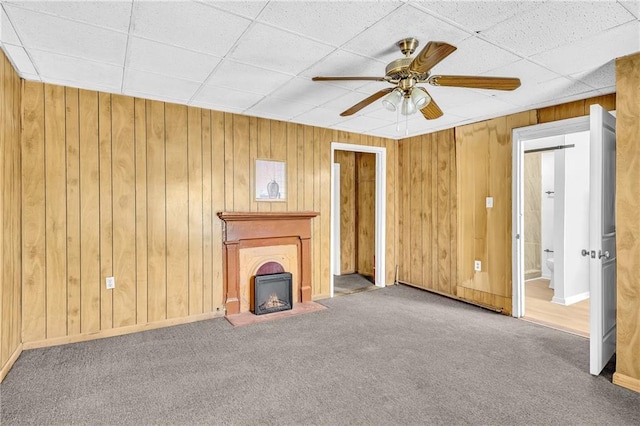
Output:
(546, 258), (555, 289)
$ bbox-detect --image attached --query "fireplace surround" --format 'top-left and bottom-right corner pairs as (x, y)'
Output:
(218, 212), (318, 315)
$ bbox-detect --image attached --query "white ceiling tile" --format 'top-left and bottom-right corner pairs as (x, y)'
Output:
(123, 68), (200, 103)
(338, 115), (394, 132)
(206, 60), (293, 95)
(482, 1), (637, 57)
(1, 10), (21, 45)
(293, 107), (342, 128)
(271, 78), (354, 106)
(127, 37), (221, 83)
(257, 2), (399, 46)
(4, 5), (127, 65)
(321, 90), (383, 116)
(483, 59), (562, 84)
(570, 60), (616, 91)
(229, 23), (335, 74)
(447, 96), (518, 118)
(429, 36), (522, 76)
(195, 1), (268, 20)
(343, 4), (471, 63)
(247, 97), (317, 121)
(414, 1), (538, 32)
(531, 20), (640, 76)
(192, 85), (264, 111)
(618, 0), (640, 18)
(2, 43), (37, 74)
(5, 0), (133, 32)
(132, 1), (252, 56)
(30, 49), (122, 92)
(496, 75), (596, 108)
(18, 72), (41, 82)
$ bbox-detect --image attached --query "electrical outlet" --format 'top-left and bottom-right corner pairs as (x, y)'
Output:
(106, 276), (115, 290)
(474, 261), (481, 272)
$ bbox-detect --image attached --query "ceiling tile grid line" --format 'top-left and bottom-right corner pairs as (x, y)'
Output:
(120, 0), (136, 94)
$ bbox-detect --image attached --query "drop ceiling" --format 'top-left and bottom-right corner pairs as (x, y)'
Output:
(1, 1), (638, 139)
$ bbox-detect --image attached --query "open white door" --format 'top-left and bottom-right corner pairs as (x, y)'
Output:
(589, 104), (617, 376)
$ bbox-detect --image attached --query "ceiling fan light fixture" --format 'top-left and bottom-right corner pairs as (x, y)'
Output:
(382, 89), (403, 111)
(410, 88), (430, 109)
(401, 96), (417, 115)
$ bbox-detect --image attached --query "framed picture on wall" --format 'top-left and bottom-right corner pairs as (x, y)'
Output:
(255, 159), (286, 201)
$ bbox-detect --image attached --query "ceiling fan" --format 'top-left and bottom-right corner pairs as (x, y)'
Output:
(312, 38), (521, 120)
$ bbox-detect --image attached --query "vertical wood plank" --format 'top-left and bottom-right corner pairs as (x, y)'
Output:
(409, 138), (422, 286)
(270, 120), (287, 213)
(318, 127), (332, 296)
(79, 89), (101, 333)
(188, 107), (203, 315)
(224, 113), (234, 212)
(211, 111), (225, 310)
(111, 95), (136, 327)
(98, 92), (113, 330)
(65, 87), (81, 335)
(146, 100), (167, 322)
(22, 85), (47, 340)
(287, 123), (298, 212)
(44, 84), (67, 338)
(165, 103), (189, 319)
(134, 98), (148, 324)
(257, 118), (271, 213)
(201, 109), (213, 313)
(437, 131), (451, 294)
(248, 117), (258, 213)
(385, 139), (397, 286)
(420, 135), (432, 290)
(233, 115), (250, 212)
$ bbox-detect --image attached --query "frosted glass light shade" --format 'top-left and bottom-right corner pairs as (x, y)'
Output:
(401, 97), (416, 115)
(382, 89), (403, 111)
(410, 88), (430, 109)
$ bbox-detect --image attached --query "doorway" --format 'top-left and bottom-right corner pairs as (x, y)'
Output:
(512, 116), (591, 336)
(330, 143), (386, 297)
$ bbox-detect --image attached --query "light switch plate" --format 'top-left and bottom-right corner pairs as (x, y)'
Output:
(106, 276), (115, 289)
(486, 197), (493, 208)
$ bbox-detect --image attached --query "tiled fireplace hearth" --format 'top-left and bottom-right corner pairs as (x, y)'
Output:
(217, 212), (318, 315)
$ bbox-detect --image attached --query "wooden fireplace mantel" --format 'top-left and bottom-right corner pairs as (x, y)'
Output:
(217, 211), (319, 315)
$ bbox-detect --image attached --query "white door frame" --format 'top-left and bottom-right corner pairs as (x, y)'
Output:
(330, 142), (387, 298)
(512, 116), (590, 317)
(332, 163), (341, 276)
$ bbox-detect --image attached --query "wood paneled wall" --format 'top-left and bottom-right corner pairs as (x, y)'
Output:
(356, 152), (375, 277)
(396, 94), (616, 314)
(456, 111), (537, 313)
(0, 49), (22, 381)
(333, 151), (376, 277)
(20, 81), (398, 346)
(397, 129), (457, 295)
(613, 52), (640, 393)
(334, 150), (355, 274)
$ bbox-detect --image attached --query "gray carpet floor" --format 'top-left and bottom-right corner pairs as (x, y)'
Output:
(1, 284), (639, 425)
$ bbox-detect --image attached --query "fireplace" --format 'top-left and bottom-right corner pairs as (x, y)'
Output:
(217, 212), (318, 315)
(253, 273), (293, 315)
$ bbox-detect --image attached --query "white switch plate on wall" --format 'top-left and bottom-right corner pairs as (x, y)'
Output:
(106, 276), (115, 289)
(486, 197), (493, 208)
(474, 261), (481, 272)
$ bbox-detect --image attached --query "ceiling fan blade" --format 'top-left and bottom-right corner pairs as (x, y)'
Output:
(429, 75), (521, 90)
(340, 88), (394, 117)
(409, 41), (457, 74)
(313, 76), (386, 82)
(416, 88), (443, 120)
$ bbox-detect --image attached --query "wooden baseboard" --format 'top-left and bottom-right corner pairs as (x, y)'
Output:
(613, 372), (640, 393)
(1, 343), (23, 383)
(23, 311), (224, 350)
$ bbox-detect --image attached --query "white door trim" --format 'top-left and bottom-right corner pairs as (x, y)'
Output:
(332, 163), (341, 277)
(330, 142), (387, 298)
(511, 116), (590, 317)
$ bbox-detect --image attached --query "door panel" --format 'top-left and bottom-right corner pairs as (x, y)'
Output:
(589, 104), (617, 376)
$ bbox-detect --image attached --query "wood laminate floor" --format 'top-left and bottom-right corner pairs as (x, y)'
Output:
(522, 278), (590, 338)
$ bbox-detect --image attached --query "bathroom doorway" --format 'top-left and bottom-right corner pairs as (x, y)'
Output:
(513, 117), (592, 337)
